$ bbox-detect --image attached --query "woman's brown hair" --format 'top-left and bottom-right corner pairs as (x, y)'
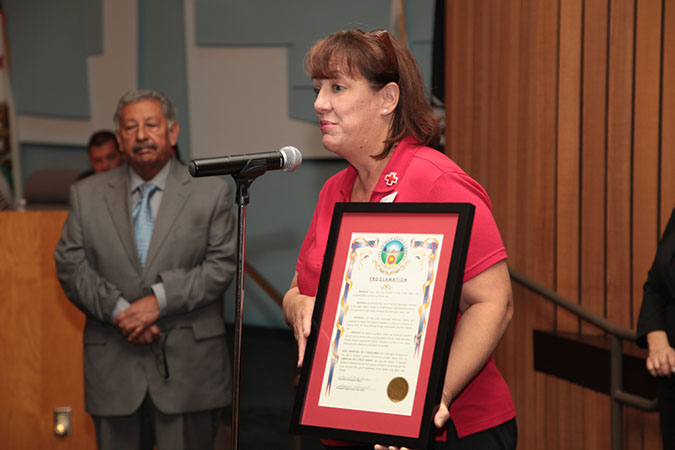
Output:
(305, 29), (441, 159)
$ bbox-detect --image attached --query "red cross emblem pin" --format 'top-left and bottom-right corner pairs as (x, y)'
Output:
(384, 172), (399, 187)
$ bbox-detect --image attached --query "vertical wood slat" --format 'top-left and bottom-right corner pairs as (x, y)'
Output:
(580, 0), (609, 336)
(580, 2), (612, 447)
(607, 3), (639, 447)
(557, 0), (583, 335)
(631, 0), (665, 441)
(632, 0), (663, 329)
(626, 0), (664, 440)
(606, 0), (634, 329)
(503, 0), (522, 256)
(486, 4), (520, 440)
(496, 0), (537, 445)
(528, 2), (560, 448)
(661, 0), (675, 223)
(556, 0), (586, 447)
(633, 1), (660, 439)
(472, 0), (490, 186)
(446, 0), (474, 170)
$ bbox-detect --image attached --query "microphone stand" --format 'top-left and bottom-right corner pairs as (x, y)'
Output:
(231, 160), (268, 450)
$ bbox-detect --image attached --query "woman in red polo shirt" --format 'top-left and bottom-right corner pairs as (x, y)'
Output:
(283, 29), (516, 450)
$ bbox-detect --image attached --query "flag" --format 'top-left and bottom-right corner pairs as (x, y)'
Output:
(0, 8), (19, 208)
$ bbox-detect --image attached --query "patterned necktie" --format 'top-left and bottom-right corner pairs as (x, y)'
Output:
(133, 183), (158, 266)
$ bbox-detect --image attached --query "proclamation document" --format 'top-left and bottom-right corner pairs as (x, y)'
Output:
(318, 232), (444, 416)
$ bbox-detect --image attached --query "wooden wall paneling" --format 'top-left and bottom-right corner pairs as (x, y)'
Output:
(483, 0), (505, 205)
(1, 213), (43, 448)
(446, 0), (474, 170)
(491, 0), (521, 416)
(0, 212), (95, 449)
(39, 213), (95, 449)
(632, 0), (663, 328)
(581, 0), (613, 448)
(580, 0), (609, 334)
(514, 2), (543, 448)
(509, 286), (540, 450)
(445, 0), (459, 161)
(556, 0), (586, 448)
(526, 1), (562, 448)
(641, 4), (675, 446)
(488, 0), (513, 393)
(489, 0), (534, 446)
(528, 0), (559, 289)
(607, 2), (640, 447)
(661, 0), (675, 223)
(639, 410), (663, 450)
(606, 0), (635, 329)
(502, 0), (523, 254)
(625, 409), (662, 450)
(444, 0), (669, 447)
(506, 0), (537, 445)
(557, 0), (583, 334)
(472, 0), (490, 186)
(633, 6), (664, 445)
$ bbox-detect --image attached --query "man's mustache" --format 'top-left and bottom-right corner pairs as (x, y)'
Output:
(133, 142), (158, 153)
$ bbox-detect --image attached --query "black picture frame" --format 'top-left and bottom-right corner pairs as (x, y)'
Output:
(290, 202), (475, 449)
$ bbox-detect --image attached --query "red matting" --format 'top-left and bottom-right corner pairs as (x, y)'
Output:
(300, 212), (458, 437)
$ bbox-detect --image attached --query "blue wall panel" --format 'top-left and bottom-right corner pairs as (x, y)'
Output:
(20, 143), (89, 185)
(405, 0), (436, 42)
(3, 0), (91, 118)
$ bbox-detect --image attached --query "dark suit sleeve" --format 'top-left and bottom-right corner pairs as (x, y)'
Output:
(636, 208), (675, 348)
(158, 181), (236, 315)
(54, 183), (122, 322)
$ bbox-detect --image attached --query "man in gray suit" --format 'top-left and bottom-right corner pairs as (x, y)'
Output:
(55, 89), (235, 450)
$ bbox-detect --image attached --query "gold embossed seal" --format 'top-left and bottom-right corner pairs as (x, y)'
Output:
(387, 377), (409, 402)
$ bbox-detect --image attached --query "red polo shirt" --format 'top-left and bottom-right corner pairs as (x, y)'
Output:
(296, 137), (515, 441)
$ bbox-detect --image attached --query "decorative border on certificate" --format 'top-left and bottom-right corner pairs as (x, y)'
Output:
(290, 203), (475, 449)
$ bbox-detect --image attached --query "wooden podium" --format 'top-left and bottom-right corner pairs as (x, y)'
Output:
(0, 211), (96, 449)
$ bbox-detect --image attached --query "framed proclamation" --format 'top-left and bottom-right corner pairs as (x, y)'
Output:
(290, 202), (475, 449)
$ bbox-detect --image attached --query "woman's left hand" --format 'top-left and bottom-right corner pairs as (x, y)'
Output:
(645, 330), (675, 377)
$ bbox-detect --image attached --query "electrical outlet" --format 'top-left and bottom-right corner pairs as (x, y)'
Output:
(53, 407), (72, 436)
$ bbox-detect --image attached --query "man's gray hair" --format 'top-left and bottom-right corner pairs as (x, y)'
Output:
(113, 89), (177, 130)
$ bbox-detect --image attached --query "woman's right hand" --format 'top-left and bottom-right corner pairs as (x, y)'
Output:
(283, 272), (315, 367)
(646, 330), (675, 377)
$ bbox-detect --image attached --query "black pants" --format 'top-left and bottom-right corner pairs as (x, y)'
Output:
(324, 417), (517, 450)
(659, 378), (675, 450)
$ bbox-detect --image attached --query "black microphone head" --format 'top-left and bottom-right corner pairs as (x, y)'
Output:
(188, 160), (198, 177)
(279, 146), (302, 172)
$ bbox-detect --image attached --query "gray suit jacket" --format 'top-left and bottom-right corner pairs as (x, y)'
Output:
(54, 158), (236, 416)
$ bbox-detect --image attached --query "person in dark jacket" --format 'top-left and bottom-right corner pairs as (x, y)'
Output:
(637, 207), (675, 449)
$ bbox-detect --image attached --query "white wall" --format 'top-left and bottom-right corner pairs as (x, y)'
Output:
(184, 0), (327, 159)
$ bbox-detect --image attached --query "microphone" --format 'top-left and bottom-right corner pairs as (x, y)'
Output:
(188, 146), (302, 177)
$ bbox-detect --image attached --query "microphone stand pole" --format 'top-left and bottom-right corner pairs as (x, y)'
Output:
(231, 163), (266, 450)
